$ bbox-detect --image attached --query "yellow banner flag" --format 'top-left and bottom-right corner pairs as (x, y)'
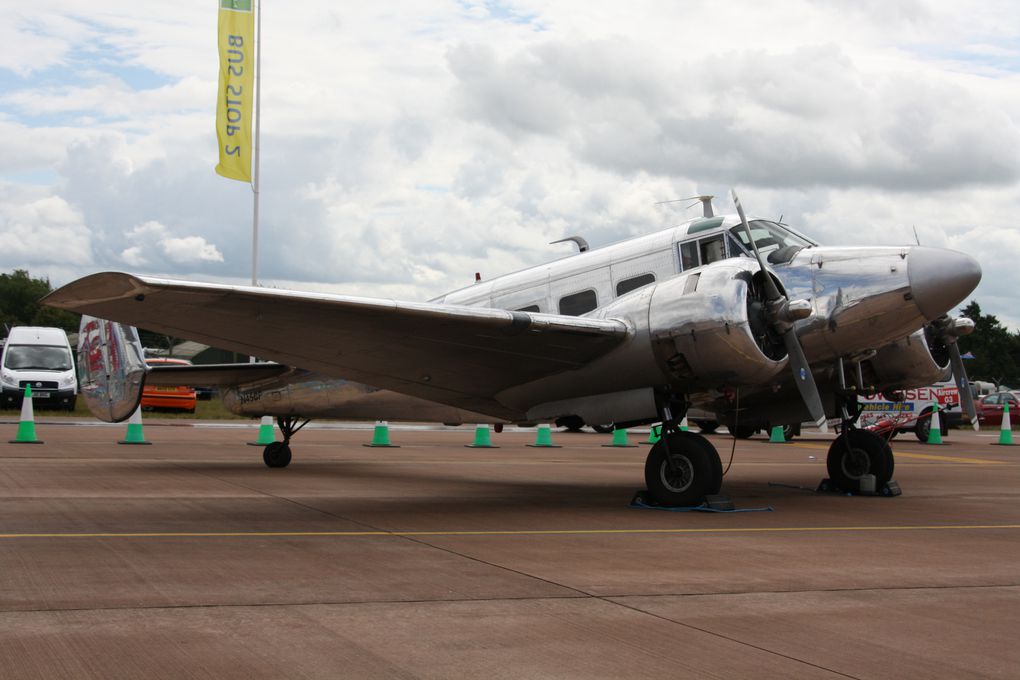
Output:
(215, 0), (255, 182)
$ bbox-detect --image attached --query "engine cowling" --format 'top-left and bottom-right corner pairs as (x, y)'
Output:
(647, 260), (789, 390)
(863, 328), (951, 391)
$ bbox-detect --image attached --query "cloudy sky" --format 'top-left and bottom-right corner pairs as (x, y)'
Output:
(2, 1), (1019, 328)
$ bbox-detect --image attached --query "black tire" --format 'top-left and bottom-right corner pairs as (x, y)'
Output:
(644, 432), (723, 507)
(781, 423), (800, 441)
(914, 408), (932, 442)
(556, 416), (585, 433)
(692, 420), (719, 434)
(592, 424), (614, 434)
(263, 442), (292, 468)
(731, 424), (757, 439)
(826, 429), (894, 493)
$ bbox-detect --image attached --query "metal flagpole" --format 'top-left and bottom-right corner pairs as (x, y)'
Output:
(249, 0), (262, 365)
(251, 0), (262, 288)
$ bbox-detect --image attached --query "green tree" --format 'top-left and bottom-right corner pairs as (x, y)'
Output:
(0, 269), (80, 335)
(957, 301), (1020, 387)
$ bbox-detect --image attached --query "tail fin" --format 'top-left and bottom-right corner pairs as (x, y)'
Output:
(77, 316), (148, 422)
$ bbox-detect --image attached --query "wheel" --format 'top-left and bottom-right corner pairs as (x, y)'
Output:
(826, 429), (894, 493)
(692, 420), (719, 434)
(592, 424), (614, 434)
(556, 416), (585, 433)
(263, 441), (292, 468)
(914, 408), (932, 442)
(643, 432), (723, 507)
(731, 424), (757, 439)
(781, 423), (800, 441)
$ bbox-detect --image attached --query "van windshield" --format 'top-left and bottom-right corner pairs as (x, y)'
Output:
(4, 345), (73, 371)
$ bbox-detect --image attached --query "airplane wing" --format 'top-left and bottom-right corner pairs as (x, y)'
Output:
(146, 362), (290, 387)
(45, 273), (630, 420)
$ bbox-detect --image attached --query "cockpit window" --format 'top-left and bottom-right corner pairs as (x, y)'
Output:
(729, 220), (813, 256)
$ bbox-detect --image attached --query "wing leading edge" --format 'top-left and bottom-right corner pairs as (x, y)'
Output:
(45, 273), (630, 420)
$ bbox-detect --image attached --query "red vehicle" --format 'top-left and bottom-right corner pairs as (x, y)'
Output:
(976, 391), (1020, 427)
(141, 358), (197, 412)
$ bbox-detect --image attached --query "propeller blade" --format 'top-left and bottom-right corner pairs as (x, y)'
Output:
(731, 189), (782, 302)
(948, 342), (979, 432)
(732, 188), (829, 433)
(783, 330), (829, 434)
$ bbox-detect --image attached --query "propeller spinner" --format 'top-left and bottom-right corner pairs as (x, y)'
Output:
(732, 189), (829, 433)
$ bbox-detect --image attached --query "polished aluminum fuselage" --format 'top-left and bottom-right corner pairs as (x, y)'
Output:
(226, 212), (972, 427)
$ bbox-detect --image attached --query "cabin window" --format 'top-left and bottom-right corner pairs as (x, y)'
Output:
(516, 305), (540, 313)
(699, 235), (726, 265)
(680, 241), (699, 270)
(679, 234), (727, 271)
(616, 273), (656, 297)
(559, 289), (598, 316)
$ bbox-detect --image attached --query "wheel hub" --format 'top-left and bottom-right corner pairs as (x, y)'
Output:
(660, 455), (694, 492)
(840, 447), (870, 479)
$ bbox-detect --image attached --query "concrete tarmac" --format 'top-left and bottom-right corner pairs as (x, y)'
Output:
(0, 420), (1017, 679)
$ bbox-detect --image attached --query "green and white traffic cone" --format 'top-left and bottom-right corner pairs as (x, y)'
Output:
(769, 425), (786, 443)
(118, 406), (151, 445)
(247, 416), (276, 446)
(996, 403), (1014, 445)
(9, 384), (43, 444)
(527, 424), (561, 448)
(679, 416), (689, 432)
(466, 424), (498, 448)
(603, 428), (637, 448)
(364, 420), (399, 448)
(647, 424), (662, 444)
(926, 403), (944, 445)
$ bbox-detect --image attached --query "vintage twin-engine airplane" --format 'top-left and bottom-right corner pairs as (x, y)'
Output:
(45, 192), (982, 507)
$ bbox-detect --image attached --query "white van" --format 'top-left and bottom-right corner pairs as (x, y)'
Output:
(0, 326), (77, 411)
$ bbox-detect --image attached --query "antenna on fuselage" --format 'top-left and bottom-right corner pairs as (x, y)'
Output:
(550, 236), (590, 253)
(655, 195), (715, 218)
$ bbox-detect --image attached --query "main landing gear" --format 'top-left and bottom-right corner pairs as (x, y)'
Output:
(826, 429), (894, 493)
(825, 379), (896, 493)
(643, 393), (724, 507)
(262, 416), (310, 468)
(644, 431), (723, 506)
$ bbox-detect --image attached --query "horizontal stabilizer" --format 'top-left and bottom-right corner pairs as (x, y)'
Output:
(146, 362), (290, 387)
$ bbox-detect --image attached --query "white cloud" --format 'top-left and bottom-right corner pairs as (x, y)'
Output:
(1, 0), (1019, 331)
(0, 192), (93, 266)
(121, 220), (224, 267)
(161, 235), (224, 263)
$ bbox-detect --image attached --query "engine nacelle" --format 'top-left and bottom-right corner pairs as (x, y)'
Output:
(647, 260), (788, 390)
(864, 328), (951, 391)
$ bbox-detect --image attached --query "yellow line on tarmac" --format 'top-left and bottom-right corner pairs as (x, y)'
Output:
(1, 525), (1019, 540)
(894, 451), (1004, 464)
(791, 443), (1004, 464)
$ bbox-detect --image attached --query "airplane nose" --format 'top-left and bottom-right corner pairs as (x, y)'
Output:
(908, 247), (982, 321)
